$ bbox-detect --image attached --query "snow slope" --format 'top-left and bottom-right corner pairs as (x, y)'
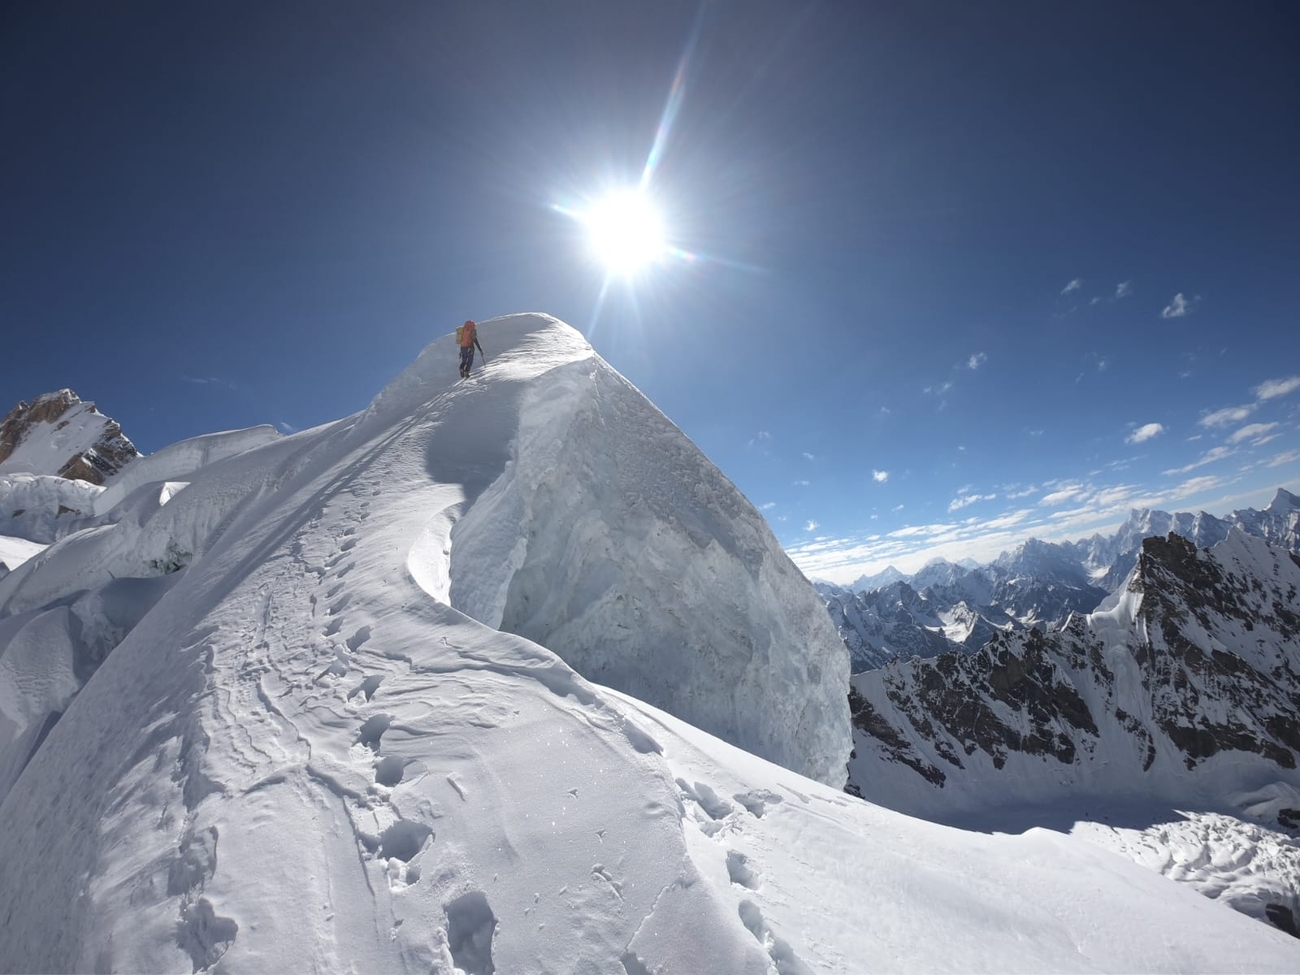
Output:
(1, 314), (1297, 972)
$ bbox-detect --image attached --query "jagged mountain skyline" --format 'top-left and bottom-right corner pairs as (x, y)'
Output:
(847, 528), (1300, 939)
(822, 488), (1300, 672)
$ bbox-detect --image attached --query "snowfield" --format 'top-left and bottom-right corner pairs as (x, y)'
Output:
(1, 314), (1298, 972)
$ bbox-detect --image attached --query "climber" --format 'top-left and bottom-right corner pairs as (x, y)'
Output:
(457, 319), (484, 378)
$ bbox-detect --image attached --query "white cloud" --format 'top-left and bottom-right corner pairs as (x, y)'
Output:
(802, 452), (815, 461)
(1091, 484), (1140, 507)
(1061, 278), (1083, 294)
(1115, 281), (1132, 299)
(1227, 422), (1279, 444)
(888, 523), (960, 539)
(759, 502), (776, 510)
(1089, 296), (1103, 306)
(1198, 404), (1256, 428)
(793, 479), (810, 487)
(948, 493), (997, 512)
(805, 520), (819, 531)
(1125, 422), (1164, 444)
(891, 503), (905, 512)
(1266, 450), (1300, 468)
(872, 469), (889, 483)
(924, 382), (953, 395)
(1039, 482), (1087, 506)
(1171, 474), (1228, 498)
(1161, 293), (1197, 319)
(1005, 485), (1039, 499)
(967, 352), (988, 370)
(1254, 376), (1300, 401)
(1162, 445), (1236, 475)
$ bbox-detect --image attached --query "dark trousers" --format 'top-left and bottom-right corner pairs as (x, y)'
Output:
(459, 346), (475, 373)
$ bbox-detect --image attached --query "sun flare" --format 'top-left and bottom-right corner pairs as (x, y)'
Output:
(581, 191), (666, 275)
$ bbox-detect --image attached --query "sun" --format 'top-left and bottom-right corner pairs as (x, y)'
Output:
(580, 190), (666, 275)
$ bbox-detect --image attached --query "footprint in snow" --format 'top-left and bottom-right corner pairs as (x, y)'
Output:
(347, 675), (383, 702)
(726, 851), (760, 890)
(357, 714), (392, 751)
(733, 789), (784, 818)
(738, 900), (812, 975)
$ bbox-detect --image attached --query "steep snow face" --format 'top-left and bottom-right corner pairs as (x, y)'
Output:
(448, 344), (850, 786)
(0, 389), (139, 484)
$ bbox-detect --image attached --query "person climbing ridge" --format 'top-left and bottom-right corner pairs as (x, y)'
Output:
(457, 319), (484, 378)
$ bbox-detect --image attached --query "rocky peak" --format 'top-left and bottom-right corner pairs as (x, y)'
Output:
(1267, 488), (1300, 514)
(850, 530), (1300, 817)
(0, 390), (139, 484)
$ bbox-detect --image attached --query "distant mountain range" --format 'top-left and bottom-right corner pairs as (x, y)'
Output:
(820, 488), (1300, 672)
(846, 527), (1300, 936)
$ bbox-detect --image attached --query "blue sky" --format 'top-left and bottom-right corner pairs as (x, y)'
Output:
(2, 2), (1297, 583)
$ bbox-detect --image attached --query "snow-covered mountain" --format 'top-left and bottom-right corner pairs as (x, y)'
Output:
(822, 490), (1300, 672)
(848, 564), (905, 592)
(817, 580), (956, 671)
(0, 389), (139, 484)
(4, 314), (1295, 971)
(848, 528), (1300, 937)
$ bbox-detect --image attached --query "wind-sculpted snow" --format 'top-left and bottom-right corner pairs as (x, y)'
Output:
(90, 424), (282, 516)
(1, 316), (1297, 971)
(448, 350), (850, 786)
(0, 473), (103, 544)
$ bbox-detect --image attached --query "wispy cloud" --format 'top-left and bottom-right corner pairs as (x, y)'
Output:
(1115, 281), (1132, 299)
(872, 469), (889, 483)
(805, 520), (819, 532)
(948, 492), (997, 512)
(1061, 278), (1083, 295)
(802, 452), (815, 461)
(1163, 445), (1236, 475)
(1266, 450), (1299, 468)
(1199, 404), (1256, 428)
(276, 421), (298, 434)
(759, 501), (776, 510)
(1254, 376), (1300, 401)
(747, 430), (772, 448)
(1039, 481), (1088, 506)
(924, 381), (953, 396)
(793, 479), (810, 487)
(1161, 293), (1198, 319)
(180, 375), (239, 391)
(967, 352), (988, 370)
(1126, 422), (1165, 444)
(891, 503), (905, 512)
(1227, 422), (1279, 445)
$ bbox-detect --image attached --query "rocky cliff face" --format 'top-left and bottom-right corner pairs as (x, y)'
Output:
(0, 390), (139, 484)
(848, 530), (1300, 815)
